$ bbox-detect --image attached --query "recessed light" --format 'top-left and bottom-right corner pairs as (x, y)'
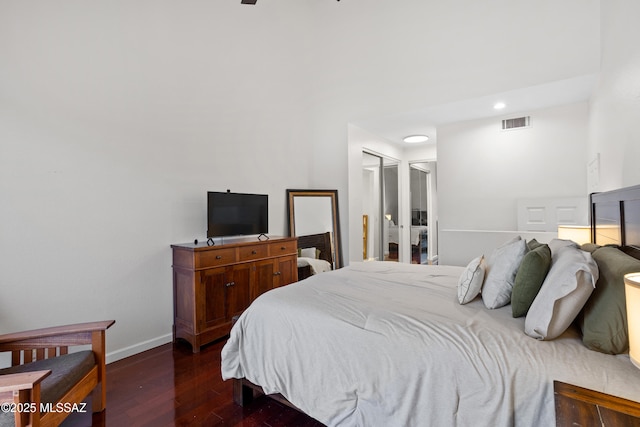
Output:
(494, 102), (506, 110)
(403, 135), (429, 143)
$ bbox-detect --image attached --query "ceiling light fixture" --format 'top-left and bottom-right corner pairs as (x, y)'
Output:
(403, 135), (429, 144)
(494, 102), (506, 110)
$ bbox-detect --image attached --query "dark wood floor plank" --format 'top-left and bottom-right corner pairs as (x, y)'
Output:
(61, 339), (325, 427)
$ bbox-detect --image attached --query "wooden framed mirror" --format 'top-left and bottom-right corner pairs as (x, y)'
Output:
(287, 189), (342, 269)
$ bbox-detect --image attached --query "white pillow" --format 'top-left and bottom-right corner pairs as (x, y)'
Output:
(457, 255), (486, 304)
(524, 246), (598, 340)
(300, 247), (317, 259)
(548, 238), (579, 260)
(482, 237), (528, 309)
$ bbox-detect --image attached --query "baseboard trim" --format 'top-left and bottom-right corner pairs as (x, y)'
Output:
(106, 333), (173, 364)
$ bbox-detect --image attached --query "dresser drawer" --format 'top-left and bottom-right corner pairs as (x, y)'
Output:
(270, 240), (297, 256)
(239, 244), (268, 261)
(196, 248), (238, 268)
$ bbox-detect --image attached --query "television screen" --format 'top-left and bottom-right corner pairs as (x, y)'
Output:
(207, 192), (268, 238)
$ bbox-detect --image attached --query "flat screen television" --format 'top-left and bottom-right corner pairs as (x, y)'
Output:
(207, 191), (268, 238)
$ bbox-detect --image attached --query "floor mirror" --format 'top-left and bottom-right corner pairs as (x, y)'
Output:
(286, 189), (342, 269)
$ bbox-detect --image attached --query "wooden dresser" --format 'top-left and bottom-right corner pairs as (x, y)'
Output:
(554, 381), (640, 426)
(171, 236), (297, 352)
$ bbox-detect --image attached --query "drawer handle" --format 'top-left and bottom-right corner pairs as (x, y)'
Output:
(216, 255), (222, 260)
(225, 281), (235, 287)
(274, 271), (281, 276)
(281, 246), (286, 250)
(252, 250), (257, 255)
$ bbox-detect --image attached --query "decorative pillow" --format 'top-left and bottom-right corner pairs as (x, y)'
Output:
(524, 246), (598, 340)
(548, 238), (579, 259)
(457, 255), (486, 304)
(579, 243), (601, 253)
(482, 237), (528, 309)
(299, 247), (317, 258)
(527, 239), (542, 251)
(511, 244), (551, 318)
(579, 247), (640, 354)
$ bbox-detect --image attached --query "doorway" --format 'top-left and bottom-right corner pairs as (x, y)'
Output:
(409, 161), (437, 264)
(362, 151), (400, 261)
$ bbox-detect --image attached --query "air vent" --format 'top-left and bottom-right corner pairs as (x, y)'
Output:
(502, 116), (531, 130)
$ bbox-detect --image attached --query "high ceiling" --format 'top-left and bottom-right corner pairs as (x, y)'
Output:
(352, 74), (598, 146)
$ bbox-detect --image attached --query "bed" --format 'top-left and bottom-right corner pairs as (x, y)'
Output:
(296, 232), (334, 280)
(221, 185), (640, 426)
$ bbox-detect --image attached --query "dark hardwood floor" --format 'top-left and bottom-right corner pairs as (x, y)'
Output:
(61, 339), (325, 427)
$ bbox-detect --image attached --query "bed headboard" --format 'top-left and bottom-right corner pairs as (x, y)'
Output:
(591, 184), (640, 260)
(297, 232), (334, 267)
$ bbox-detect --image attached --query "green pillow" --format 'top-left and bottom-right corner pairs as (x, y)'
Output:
(511, 244), (552, 318)
(580, 243), (601, 253)
(579, 247), (640, 354)
(527, 239), (542, 251)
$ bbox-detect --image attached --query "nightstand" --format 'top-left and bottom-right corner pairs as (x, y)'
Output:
(554, 380), (640, 426)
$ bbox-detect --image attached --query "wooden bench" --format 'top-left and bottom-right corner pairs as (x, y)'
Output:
(0, 320), (115, 427)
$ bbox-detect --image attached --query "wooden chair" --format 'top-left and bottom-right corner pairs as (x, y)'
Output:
(0, 320), (115, 427)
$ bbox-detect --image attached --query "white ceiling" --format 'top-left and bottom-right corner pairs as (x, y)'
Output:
(352, 74), (598, 146)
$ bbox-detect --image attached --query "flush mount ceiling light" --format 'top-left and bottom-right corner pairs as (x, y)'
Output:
(494, 102), (506, 110)
(403, 135), (429, 144)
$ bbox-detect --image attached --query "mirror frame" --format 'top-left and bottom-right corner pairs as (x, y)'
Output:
(287, 189), (342, 269)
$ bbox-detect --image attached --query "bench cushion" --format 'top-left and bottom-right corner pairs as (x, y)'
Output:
(0, 351), (95, 427)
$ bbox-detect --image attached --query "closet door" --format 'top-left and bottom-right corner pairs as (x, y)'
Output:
(409, 164), (429, 264)
(362, 152), (382, 261)
(382, 159), (400, 262)
(362, 152), (401, 262)
(408, 161), (437, 265)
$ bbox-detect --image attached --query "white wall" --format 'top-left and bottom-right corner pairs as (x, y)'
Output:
(440, 230), (558, 267)
(0, 0), (601, 361)
(438, 102), (590, 265)
(588, 0), (640, 191)
(0, 1), (314, 361)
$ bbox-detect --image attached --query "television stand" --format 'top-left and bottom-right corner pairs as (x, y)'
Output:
(171, 236), (298, 352)
(258, 233), (269, 241)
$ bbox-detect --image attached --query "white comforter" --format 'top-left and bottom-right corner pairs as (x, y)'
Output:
(221, 261), (640, 426)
